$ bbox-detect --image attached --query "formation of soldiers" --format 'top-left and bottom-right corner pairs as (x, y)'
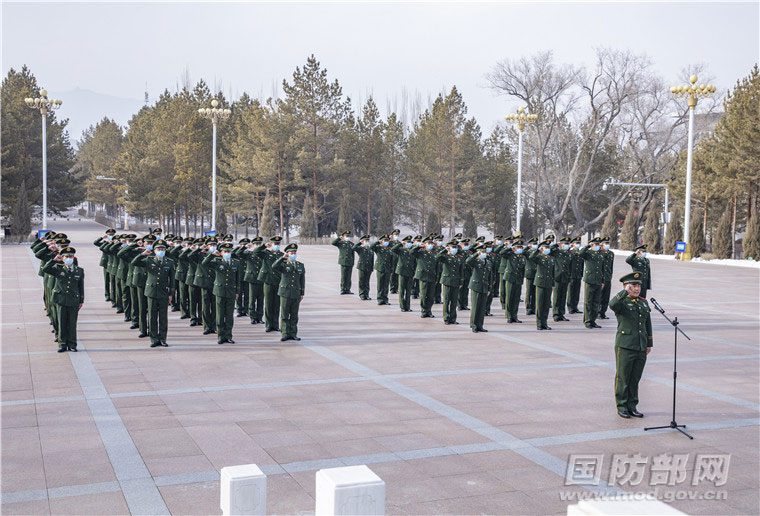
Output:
(332, 230), (654, 334)
(94, 228), (305, 346)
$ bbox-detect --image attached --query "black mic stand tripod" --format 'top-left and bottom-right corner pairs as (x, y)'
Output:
(644, 297), (693, 439)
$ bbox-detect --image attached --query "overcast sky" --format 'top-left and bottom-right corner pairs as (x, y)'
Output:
(3, 1), (758, 141)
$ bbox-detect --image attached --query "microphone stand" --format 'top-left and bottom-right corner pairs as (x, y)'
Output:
(644, 297), (693, 439)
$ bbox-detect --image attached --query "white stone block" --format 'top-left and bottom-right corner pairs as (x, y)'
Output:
(220, 464), (266, 516)
(567, 495), (685, 515)
(315, 465), (385, 516)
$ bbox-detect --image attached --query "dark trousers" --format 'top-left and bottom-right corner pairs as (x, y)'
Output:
(567, 278), (582, 311)
(525, 276), (536, 314)
(398, 275), (412, 310)
(390, 272), (398, 293)
(263, 283), (281, 331)
(237, 282), (248, 315)
(136, 286), (148, 334)
(442, 285), (459, 322)
(56, 304), (79, 350)
(120, 278), (132, 319)
(340, 265), (353, 293)
(110, 274), (120, 308)
(130, 286), (140, 324)
(103, 269), (110, 300)
(178, 280), (189, 318)
(584, 283), (602, 324)
(248, 281), (264, 322)
(188, 285), (202, 324)
(280, 296), (301, 338)
(458, 276), (470, 309)
(376, 271), (390, 304)
(201, 287), (216, 332)
(147, 297), (168, 344)
(411, 278), (419, 298)
(599, 281), (612, 317)
(499, 273), (507, 309)
(358, 269), (372, 299)
(434, 281), (442, 304)
(470, 291), (487, 330)
(216, 296), (235, 341)
(505, 280), (523, 321)
(552, 281), (569, 317)
(615, 347), (647, 412)
(419, 280), (434, 316)
(535, 285), (552, 328)
(486, 280), (496, 315)
(170, 284), (179, 311)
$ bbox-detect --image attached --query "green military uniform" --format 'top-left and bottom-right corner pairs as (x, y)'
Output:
(33, 238), (61, 329)
(203, 243), (241, 344)
(626, 245), (652, 299)
(133, 240), (175, 347)
(118, 240), (144, 330)
(100, 235), (122, 309)
(42, 247), (84, 352)
(352, 236), (374, 300)
(491, 235), (503, 307)
(370, 237), (394, 305)
(598, 237), (615, 319)
(528, 242), (555, 330)
(331, 231), (355, 295)
(458, 239), (473, 310)
(234, 238), (251, 316)
(253, 236), (284, 332)
(499, 240), (526, 323)
(168, 236), (183, 312)
(610, 272), (652, 417)
(389, 229), (401, 294)
(494, 236), (512, 309)
(524, 238), (538, 315)
(434, 234), (445, 304)
(466, 246), (492, 332)
(129, 236), (153, 337)
(579, 237), (605, 328)
(567, 237), (584, 313)
(184, 238), (204, 326)
(551, 237), (573, 321)
(94, 228), (116, 301)
(436, 242), (463, 324)
(272, 243), (305, 341)
(484, 241), (499, 316)
(391, 237), (415, 311)
(237, 237), (265, 324)
(410, 236), (421, 299)
(191, 238), (218, 334)
(411, 238), (437, 317)
(172, 237), (193, 320)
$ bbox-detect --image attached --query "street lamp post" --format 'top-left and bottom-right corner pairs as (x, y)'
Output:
(505, 107), (538, 233)
(603, 180), (670, 237)
(198, 99), (231, 232)
(670, 75), (715, 260)
(96, 176), (128, 229)
(24, 89), (62, 230)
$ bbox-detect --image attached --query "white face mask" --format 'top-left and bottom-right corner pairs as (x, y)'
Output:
(486, 247), (493, 253)
(543, 248), (551, 255)
(363, 242), (370, 247)
(222, 253), (231, 261)
(344, 236), (351, 242)
(64, 257), (74, 266)
(604, 244), (610, 250)
(272, 245), (280, 251)
(155, 250), (166, 258)
(495, 240), (502, 245)
(479, 252), (487, 259)
(562, 245), (570, 251)
(592, 245), (600, 252)
(405, 242), (413, 248)
(462, 246), (470, 251)
(382, 241), (389, 247)
(425, 244), (434, 250)
(145, 244), (153, 251)
(515, 248), (524, 254)
(449, 248), (458, 255)
(641, 252), (647, 258)
(208, 246), (217, 253)
(393, 235), (399, 240)
(288, 254), (297, 261)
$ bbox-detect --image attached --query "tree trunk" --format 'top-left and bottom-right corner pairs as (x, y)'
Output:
(277, 150), (284, 235)
(367, 190), (372, 235)
(703, 192), (708, 239)
(731, 193), (737, 259)
(255, 191), (261, 236)
(450, 162), (456, 238)
(313, 123), (319, 237)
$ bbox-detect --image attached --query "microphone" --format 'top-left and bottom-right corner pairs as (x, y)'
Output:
(650, 297), (664, 313)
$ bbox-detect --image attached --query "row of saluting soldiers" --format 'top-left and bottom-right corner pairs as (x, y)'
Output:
(331, 229), (653, 332)
(94, 228), (306, 345)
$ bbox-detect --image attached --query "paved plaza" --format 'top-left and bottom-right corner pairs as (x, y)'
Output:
(1, 219), (758, 515)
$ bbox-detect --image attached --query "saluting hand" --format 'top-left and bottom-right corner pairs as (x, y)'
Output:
(78, 303), (83, 310)
(142, 250), (151, 256)
(54, 254), (63, 262)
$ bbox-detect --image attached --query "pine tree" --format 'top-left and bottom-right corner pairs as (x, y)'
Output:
(11, 179), (31, 237)
(337, 193), (352, 234)
(601, 203), (619, 248)
(619, 203), (638, 250)
(641, 209), (661, 254)
(260, 191), (277, 237)
(742, 205), (760, 260)
(689, 209), (705, 258)
(426, 209), (441, 236)
(519, 209), (535, 239)
(463, 210), (477, 239)
(663, 206), (682, 254)
(713, 209), (733, 259)
(299, 194), (316, 239)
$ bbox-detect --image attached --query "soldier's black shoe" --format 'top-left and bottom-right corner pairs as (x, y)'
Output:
(280, 336), (290, 342)
(471, 328), (479, 333)
(485, 313), (493, 316)
(138, 333), (148, 338)
(451, 321), (459, 325)
(180, 315), (190, 319)
(629, 409), (644, 418)
(618, 410), (631, 419)
(293, 337), (301, 341)
(160, 342), (168, 347)
(515, 319), (522, 323)
(203, 330), (213, 335)
(236, 313), (246, 317)
(591, 322), (602, 328)
(508, 319), (515, 323)
(569, 309), (580, 314)
(553, 316), (562, 322)
(585, 323), (594, 328)
(460, 307), (469, 311)
(57, 348), (67, 353)
(561, 316), (570, 321)
(116, 309), (124, 314)
(227, 339), (235, 344)
(171, 307), (180, 312)
(130, 323), (139, 329)
(124, 316), (131, 322)
(150, 342), (161, 347)
(478, 328), (488, 332)
(69, 347), (77, 352)
(598, 314), (609, 319)
(190, 321), (199, 326)
(526, 311), (535, 315)
(444, 321), (451, 325)
(218, 340), (225, 344)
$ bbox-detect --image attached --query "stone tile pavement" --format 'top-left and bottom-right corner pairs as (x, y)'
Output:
(1, 218), (758, 514)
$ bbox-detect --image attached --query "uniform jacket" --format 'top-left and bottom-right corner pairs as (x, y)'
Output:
(331, 238), (356, 267)
(569, 251), (584, 280)
(527, 249), (556, 289)
(236, 247), (264, 283)
(132, 254), (176, 300)
(251, 245), (283, 286)
(465, 254), (492, 293)
(93, 237), (110, 267)
(625, 253), (652, 290)
(579, 245), (605, 286)
(370, 242), (394, 273)
(272, 257), (306, 299)
(601, 250), (615, 282)
(352, 243), (375, 271)
(202, 254), (242, 298)
(550, 245), (572, 284)
(435, 250), (464, 287)
(410, 246), (437, 283)
(188, 249), (213, 289)
(609, 290), (653, 351)
(391, 243), (416, 277)
(498, 247), (526, 284)
(524, 249), (538, 279)
(42, 262), (85, 307)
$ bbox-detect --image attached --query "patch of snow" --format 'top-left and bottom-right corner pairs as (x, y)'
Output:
(610, 249), (760, 268)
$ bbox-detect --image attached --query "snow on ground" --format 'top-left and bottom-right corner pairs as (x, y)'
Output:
(611, 249), (760, 268)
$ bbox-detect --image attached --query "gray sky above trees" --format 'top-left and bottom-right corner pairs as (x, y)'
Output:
(3, 1), (758, 143)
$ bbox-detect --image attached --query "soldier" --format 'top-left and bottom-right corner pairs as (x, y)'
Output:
(485, 241), (499, 316)
(567, 237), (584, 314)
(252, 236), (284, 332)
(42, 247), (84, 352)
(524, 237), (538, 315)
(494, 235), (511, 310)
(410, 237), (437, 318)
(34, 235), (67, 331)
(239, 237), (265, 324)
(551, 237), (573, 322)
(102, 234), (122, 310)
(115, 234), (137, 322)
(352, 235), (374, 300)
(598, 236), (615, 320)
(492, 235), (503, 308)
(370, 235), (394, 305)
(134, 239), (175, 348)
(466, 244), (492, 333)
(499, 239), (526, 323)
(626, 244), (652, 299)
(389, 229), (401, 294)
(609, 271), (652, 418)
(410, 235), (421, 299)
(436, 240), (463, 324)
(391, 236), (415, 312)
(118, 235), (147, 330)
(173, 237), (194, 320)
(235, 238), (251, 316)
(272, 243), (305, 341)
(456, 238), (472, 310)
(94, 228), (116, 302)
(185, 238), (204, 327)
(169, 236), (184, 312)
(579, 237), (605, 329)
(528, 240), (555, 330)
(203, 242), (241, 344)
(434, 234), (445, 304)
(331, 230), (355, 295)
(190, 237), (217, 335)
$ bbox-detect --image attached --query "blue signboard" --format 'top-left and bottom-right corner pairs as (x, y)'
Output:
(204, 230), (217, 237)
(37, 229), (51, 239)
(675, 241), (686, 252)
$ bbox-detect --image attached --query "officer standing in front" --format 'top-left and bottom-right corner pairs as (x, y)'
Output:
(42, 247), (84, 352)
(272, 243), (305, 342)
(331, 231), (355, 295)
(133, 239), (175, 348)
(609, 272), (652, 418)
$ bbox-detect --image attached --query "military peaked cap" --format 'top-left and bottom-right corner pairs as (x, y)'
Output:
(252, 236), (263, 243)
(635, 244), (647, 251)
(105, 228), (116, 235)
(270, 236), (283, 243)
(340, 230), (352, 236)
(284, 243), (298, 252)
(219, 243), (233, 250)
(620, 272), (643, 284)
(60, 247), (76, 255)
(154, 239), (168, 248)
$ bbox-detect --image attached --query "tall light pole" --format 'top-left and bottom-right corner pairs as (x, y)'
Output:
(96, 176), (128, 229)
(670, 75), (715, 260)
(24, 89), (62, 230)
(603, 180), (670, 238)
(198, 99), (231, 231)
(505, 107), (537, 233)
